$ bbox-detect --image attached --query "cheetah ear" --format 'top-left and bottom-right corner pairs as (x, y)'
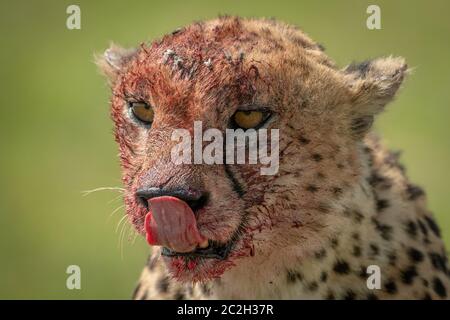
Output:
(95, 43), (138, 85)
(342, 56), (408, 138)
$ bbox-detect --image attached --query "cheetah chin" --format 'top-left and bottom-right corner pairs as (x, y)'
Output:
(97, 16), (450, 299)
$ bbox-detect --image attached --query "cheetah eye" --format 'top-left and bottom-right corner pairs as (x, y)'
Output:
(232, 110), (271, 130)
(129, 101), (154, 125)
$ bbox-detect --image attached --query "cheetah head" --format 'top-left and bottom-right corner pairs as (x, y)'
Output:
(97, 17), (407, 282)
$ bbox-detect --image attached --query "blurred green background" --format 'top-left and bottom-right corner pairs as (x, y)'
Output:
(0, 0), (448, 299)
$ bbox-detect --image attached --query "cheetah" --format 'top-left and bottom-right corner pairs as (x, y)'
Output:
(97, 16), (450, 299)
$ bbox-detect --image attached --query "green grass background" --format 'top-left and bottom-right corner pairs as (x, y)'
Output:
(0, 0), (448, 299)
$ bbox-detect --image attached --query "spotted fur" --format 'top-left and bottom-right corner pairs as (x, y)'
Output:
(97, 17), (450, 299)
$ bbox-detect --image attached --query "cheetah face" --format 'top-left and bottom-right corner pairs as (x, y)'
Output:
(107, 49), (272, 282)
(98, 17), (407, 282)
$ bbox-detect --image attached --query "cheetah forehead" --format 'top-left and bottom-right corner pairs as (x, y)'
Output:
(138, 16), (335, 71)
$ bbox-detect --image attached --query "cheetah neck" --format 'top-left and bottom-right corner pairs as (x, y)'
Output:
(209, 142), (386, 299)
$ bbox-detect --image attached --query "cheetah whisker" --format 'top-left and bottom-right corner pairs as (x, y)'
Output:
(107, 204), (125, 222)
(115, 214), (128, 233)
(81, 186), (125, 197)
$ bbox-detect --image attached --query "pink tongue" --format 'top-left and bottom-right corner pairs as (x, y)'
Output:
(144, 196), (205, 253)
